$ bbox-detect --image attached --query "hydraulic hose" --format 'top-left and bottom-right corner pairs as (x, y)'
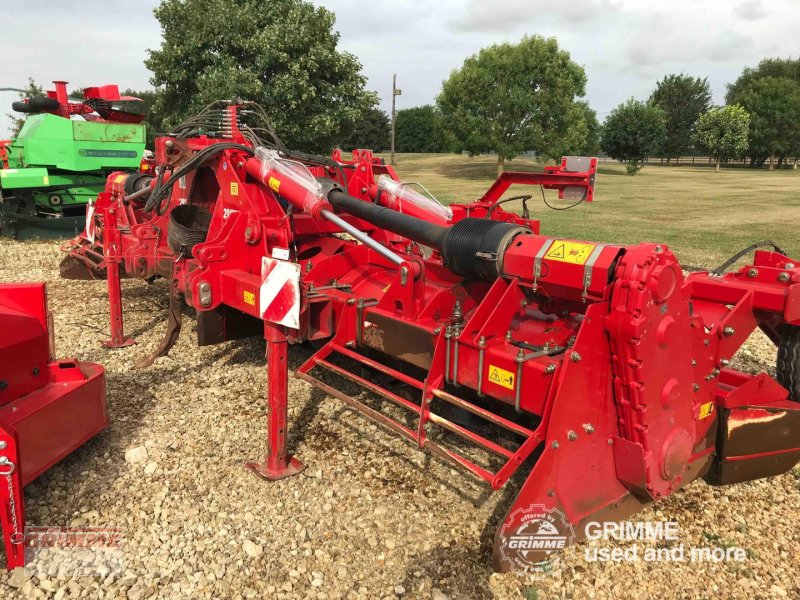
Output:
(326, 189), (530, 281)
(327, 190), (448, 249)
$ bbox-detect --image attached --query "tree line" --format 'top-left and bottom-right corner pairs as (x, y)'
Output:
(9, 0), (798, 179)
(603, 59), (800, 174)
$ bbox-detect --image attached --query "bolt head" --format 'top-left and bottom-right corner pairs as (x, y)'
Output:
(545, 363), (556, 374)
(778, 272), (790, 282)
(722, 326), (735, 337)
(747, 268), (758, 278)
(786, 263), (796, 269)
(551, 441), (559, 449)
(582, 423), (595, 434)
(570, 351), (582, 363)
(567, 430), (578, 441)
(0, 441), (6, 450)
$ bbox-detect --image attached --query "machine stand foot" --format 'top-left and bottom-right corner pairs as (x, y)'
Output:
(245, 456), (305, 481)
(101, 337), (136, 349)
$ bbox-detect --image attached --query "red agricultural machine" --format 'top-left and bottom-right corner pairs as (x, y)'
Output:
(0, 283), (107, 569)
(61, 100), (800, 572)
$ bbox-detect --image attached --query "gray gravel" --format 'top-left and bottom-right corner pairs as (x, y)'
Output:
(0, 240), (798, 600)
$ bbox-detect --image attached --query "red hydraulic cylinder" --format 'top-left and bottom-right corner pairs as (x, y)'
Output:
(244, 153), (332, 220)
(246, 322), (304, 480)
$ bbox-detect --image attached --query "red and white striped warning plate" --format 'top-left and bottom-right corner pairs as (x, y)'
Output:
(260, 256), (301, 329)
(85, 202), (96, 244)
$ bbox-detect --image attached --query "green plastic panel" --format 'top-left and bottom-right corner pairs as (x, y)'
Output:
(72, 121), (145, 143)
(7, 114), (145, 172)
(0, 167), (50, 189)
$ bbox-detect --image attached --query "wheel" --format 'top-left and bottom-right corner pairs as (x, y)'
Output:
(11, 97), (59, 113)
(777, 324), (800, 401)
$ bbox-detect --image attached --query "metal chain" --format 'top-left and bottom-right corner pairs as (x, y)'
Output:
(2, 462), (23, 544)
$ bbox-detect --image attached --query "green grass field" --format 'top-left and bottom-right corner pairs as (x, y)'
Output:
(389, 153), (800, 268)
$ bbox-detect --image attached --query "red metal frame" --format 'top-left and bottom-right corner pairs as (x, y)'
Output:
(0, 283), (107, 569)
(15, 80), (146, 124)
(0, 141), (9, 170)
(59, 102), (799, 570)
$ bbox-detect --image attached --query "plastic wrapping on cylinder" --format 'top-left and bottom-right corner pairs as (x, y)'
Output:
(255, 147), (327, 218)
(377, 175), (452, 225)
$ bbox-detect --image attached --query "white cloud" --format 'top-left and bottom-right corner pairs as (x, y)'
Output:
(1, 0), (796, 125)
(451, 0), (621, 33)
(734, 0), (765, 20)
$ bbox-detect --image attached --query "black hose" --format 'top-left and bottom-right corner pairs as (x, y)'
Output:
(540, 184), (586, 210)
(328, 189), (448, 249)
(327, 189), (530, 280)
(144, 142), (254, 214)
(711, 240), (787, 275)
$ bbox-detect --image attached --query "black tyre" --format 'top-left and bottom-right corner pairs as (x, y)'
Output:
(777, 324), (800, 401)
(11, 97), (60, 114)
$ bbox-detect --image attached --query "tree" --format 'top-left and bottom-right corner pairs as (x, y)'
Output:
(145, 0), (376, 152)
(554, 101), (601, 157)
(693, 105), (750, 171)
(121, 89), (165, 147)
(436, 36), (587, 175)
(601, 99), (667, 175)
(339, 106), (390, 152)
(649, 74), (711, 162)
(7, 78), (45, 137)
(732, 77), (800, 170)
(726, 58), (800, 104)
(726, 58), (800, 166)
(395, 105), (447, 153)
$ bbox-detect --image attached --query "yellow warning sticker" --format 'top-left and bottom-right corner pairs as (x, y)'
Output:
(230, 182), (239, 196)
(243, 290), (255, 306)
(488, 365), (515, 390)
(698, 402), (714, 419)
(268, 177), (281, 193)
(114, 173), (126, 183)
(545, 241), (596, 265)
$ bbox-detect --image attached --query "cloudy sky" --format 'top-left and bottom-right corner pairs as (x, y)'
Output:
(2, 0), (798, 119)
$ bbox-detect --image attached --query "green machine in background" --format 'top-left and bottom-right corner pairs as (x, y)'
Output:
(0, 81), (147, 239)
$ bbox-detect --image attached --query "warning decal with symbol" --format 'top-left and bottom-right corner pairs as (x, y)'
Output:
(488, 365), (515, 390)
(545, 241), (596, 265)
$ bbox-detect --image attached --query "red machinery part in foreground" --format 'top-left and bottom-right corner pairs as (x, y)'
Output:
(0, 283), (108, 569)
(60, 100), (800, 571)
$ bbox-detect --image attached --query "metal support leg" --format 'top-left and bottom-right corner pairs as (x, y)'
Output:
(246, 322), (304, 480)
(101, 207), (134, 348)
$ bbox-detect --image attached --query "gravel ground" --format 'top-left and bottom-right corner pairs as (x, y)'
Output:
(0, 239), (798, 600)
